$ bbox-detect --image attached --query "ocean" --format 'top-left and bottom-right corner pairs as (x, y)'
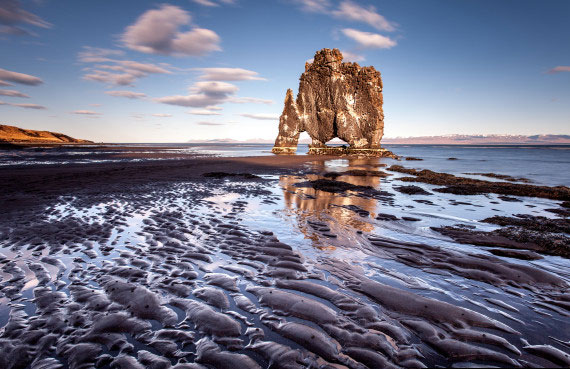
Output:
(1, 143), (568, 186)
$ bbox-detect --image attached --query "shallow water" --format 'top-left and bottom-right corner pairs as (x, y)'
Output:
(0, 154), (569, 368)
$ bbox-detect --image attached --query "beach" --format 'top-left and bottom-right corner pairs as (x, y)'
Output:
(0, 145), (569, 368)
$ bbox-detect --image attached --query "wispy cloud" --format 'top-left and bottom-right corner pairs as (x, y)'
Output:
(196, 68), (266, 81)
(229, 97), (273, 105)
(79, 47), (172, 86)
(0, 101), (46, 109)
(156, 81), (238, 107)
(122, 4), (221, 56)
(342, 28), (396, 49)
(547, 66), (570, 74)
(341, 50), (365, 62)
(10, 103), (46, 109)
(0, 0), (52, 36)
(239, 113), (279, 120)
(191, 0), (218, 6)
(0, 89), (29, 98)
(72, 110), (101, 116)
(152, 113), (172, 117)
(294, 0), (395, 33)
(77, 47), (125, 63)
(197, 121), (224, 126)
(188, 109), (222, 116)
(0, 81), (12, 86)
(293, 0), (331, 13)
(0, 68), (43, 85)
(333, 1), (396, 32)
(105, 90), (147, 99)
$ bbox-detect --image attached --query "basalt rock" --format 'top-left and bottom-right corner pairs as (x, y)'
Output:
(272, 48), (395, 157)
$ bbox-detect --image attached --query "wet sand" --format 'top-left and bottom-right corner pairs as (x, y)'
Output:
(0, 152), (569, 368)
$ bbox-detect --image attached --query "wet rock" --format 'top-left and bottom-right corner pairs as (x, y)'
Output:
(405, 157), (423, 161)
(394, 185), (432, 195)
(488, 248), (543, 260)
(102, 279), (178, 326)
(388, 165), (570, 200)
(483, 214), (570, 234)
(247, 341), (307, 369)
(193, 287), (230, 310)
(204, 273), (239, 292)
(521, 340), (570, 367)
(203, 172), (261, 180)
(171, 299), (241, 337)
(195, 338), (261, 369)
(434, 224), (570, 258)
(264, 321), (340, 363)
(376, 213), (399, 221)
(248, 287), (338, 325)
(465, 172), (531, 183)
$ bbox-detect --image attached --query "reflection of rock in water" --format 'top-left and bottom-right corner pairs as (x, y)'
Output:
(280, 159), (387, 245)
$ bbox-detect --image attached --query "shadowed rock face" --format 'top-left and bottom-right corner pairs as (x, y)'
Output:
(273, 48), (385, 154)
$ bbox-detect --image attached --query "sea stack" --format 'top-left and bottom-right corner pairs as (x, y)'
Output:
(272, 48), (394, 157)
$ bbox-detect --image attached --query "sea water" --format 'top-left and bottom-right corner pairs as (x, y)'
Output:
(1, 143), (568, 186)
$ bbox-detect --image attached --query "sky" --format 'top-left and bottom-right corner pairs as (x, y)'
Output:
(0, 0), (569, 143)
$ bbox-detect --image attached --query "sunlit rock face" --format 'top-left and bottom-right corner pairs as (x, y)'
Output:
(272, 48), (385, 155)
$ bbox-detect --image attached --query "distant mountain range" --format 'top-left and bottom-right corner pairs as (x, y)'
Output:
(189, 135), (570, 145)
(382, 134), (570, 145)
(0, 124), (92, 144)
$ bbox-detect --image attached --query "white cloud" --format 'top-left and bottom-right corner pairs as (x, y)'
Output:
(0, 89), (29, 98)
(155, 81), (239, 107)
(342, 28), (396, 49)
(72, 110), (101, 115)
(0, 68), (43, 85)
(122, 4), (221, 56)
(294, 0), (331, 13)
(547, 66), (570, 74)
(333, 1), (395, 32)
(229, 97), (273, 104)
(341, 50), (365, 62)
(152, 113), (172, 117)
(105, 90), (147, 99)
(196, 68), (265, 81)
(239, 113), (279, 120)
(0, 0), (52, 36)
(188, 109), (222, 116)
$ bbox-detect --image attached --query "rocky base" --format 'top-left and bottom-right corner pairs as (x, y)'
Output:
(306, 146), (398, 158)
(271, 146), (298, 155)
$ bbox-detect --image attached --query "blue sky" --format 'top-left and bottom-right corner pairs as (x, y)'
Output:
(0, 0), (569, 142)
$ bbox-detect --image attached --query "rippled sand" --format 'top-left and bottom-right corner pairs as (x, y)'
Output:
(0, 155), (569, 368)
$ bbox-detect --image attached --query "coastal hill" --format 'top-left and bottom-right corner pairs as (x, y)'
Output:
(0, 124), (93, 144)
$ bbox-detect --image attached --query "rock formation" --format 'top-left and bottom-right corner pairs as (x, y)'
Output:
(272, 48), (394, 157)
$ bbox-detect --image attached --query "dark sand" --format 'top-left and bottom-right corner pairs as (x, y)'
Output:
(0, 151), (569, 368)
